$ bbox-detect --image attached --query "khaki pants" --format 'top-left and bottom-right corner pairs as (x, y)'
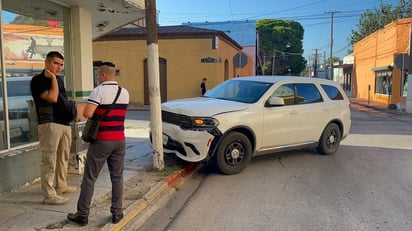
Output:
(38, 123), (72, 198)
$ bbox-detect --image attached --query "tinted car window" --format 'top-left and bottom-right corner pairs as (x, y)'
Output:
(295, 83), (323, 104)
(272, 84), (295, 105)
(321, 84), (344, 100)
(272, 83), (323, 105)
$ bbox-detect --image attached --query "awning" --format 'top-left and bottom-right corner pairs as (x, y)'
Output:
(372, 65), (393, 72)
(334, 63), (353, 68)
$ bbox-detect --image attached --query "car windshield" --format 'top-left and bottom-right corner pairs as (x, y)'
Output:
(204, 79), (273, 103)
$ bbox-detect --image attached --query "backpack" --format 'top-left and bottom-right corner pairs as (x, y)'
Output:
(58, 93), (77, 122)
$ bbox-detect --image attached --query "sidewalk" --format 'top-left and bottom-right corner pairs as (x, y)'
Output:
(349, 98), (408, 114)
(1, 100), (411, 231)
(0, 109), (197, 231)
(349, 98), (412, 123)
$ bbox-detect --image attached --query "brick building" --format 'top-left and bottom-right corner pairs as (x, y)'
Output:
(354, 18), (411, 108)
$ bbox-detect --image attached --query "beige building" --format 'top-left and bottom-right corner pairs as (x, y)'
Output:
(93, 25), (249, 106)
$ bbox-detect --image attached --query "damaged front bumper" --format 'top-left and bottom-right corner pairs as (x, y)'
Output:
(161, 122), (219, 162)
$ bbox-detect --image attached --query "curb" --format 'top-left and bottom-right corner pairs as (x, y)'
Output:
(102, 163), (200, 231)
(127, 107), (150, 111)
(166, 163), (199, 187)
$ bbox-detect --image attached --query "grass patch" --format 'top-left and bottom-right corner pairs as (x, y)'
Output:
(157, 165), (183, 177)
(151, 154), (188, 177)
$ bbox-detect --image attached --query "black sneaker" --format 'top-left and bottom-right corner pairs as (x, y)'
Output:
(67, 212), (88, 226)
(112, 213), (124, 224)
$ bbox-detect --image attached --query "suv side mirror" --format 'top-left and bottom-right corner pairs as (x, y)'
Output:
(265, 96), (285, 107)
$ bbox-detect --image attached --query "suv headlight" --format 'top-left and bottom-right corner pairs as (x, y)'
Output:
(192, 117), (219, 127)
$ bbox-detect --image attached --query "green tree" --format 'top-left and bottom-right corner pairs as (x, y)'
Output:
(349, 0), (411, 46)
(257, 19), (306, 76)
(10, 15), (50, 26)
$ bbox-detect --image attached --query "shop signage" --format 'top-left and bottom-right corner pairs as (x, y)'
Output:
(201, 57), (217, 63)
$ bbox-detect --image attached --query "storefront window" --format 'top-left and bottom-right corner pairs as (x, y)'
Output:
(401, 71), (408, 97)
(375, 70), (392, 95)
(1, 6), (64, 148)
(343, 73), (352, 91)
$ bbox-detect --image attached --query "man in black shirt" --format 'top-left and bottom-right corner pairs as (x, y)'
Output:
(30, 51), (76, 205)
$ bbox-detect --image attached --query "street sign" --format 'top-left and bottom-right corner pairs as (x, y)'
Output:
(201, 57), (217, 63)
(233, 53), (248, 68)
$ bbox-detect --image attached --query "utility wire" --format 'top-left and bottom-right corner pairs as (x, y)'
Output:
(227, 0), (234, 21)
(241, 0), (328, 20)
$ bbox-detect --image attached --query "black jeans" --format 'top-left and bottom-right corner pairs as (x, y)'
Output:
(77, 140), (126, 216)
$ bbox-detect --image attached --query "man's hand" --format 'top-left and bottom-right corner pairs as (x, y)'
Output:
(40, 69), (59, 103)
(44, 69), (56, 79)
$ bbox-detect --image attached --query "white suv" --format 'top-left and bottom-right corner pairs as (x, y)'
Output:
(161, 76), (351, 174)
(0, 77), (33, 142)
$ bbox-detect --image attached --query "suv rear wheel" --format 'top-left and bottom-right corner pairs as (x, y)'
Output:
(213, 132), (252, 175)
(316, 123), (341, 155)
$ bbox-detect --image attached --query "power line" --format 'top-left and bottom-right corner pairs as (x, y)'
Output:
(239, 0), (329, 20)
(334, 45), (351, 54)
(157, 0), (402, 25)
(160, 9), (364, 24)
(227, 0), (234, 21)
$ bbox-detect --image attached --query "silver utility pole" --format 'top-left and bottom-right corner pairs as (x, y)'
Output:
(271, 50), (276, 75)
(0, 4), (11, 149)
(326, 10), (339, 80)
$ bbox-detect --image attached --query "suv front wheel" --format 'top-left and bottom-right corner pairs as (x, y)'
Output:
(213, 132), (252, 175)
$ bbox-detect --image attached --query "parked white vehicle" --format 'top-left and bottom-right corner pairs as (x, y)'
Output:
(160, 76), (351, 175)
(0, 77), (32, 141)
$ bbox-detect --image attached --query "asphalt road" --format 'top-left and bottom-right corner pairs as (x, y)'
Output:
(141, 105), (412, 231)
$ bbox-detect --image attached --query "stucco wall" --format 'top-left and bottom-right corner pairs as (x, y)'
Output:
(93, 36), (250, 105)
(93, 40), (146, 105)
(0, 146), (40, 193)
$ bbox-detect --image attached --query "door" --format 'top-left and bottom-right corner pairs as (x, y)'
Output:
(261, 83), (325, 148)
(144, 58), (167, 105)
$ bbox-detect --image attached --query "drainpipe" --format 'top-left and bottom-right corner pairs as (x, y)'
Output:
(406, 19), (412, 113)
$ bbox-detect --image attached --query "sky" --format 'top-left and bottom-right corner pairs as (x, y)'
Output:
(156, 0), (400, 60)
(1, 0), (401, 60)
